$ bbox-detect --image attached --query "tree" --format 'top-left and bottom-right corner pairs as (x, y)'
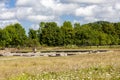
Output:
(98, 32), (108, 46)
(4, 23), (27, 47)
(28, 29), (38, 39)
(114, 22), (120, 44)
(28, 28), (39, 46)
(28, 28), (40, 52)
(40, 22), (62, 46)
(74, 23), (80, 29)
(0, 21), (120, 47)
(0, 29), (10, 47)
(74, 23), (81, 46)
(61, 21), (74, 45)
(14, 23), (27, 46)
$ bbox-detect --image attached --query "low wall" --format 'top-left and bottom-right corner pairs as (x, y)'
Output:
(0, 50), (111, 57)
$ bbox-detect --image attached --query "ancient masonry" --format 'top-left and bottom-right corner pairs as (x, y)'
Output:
(0, 50), (112, 57)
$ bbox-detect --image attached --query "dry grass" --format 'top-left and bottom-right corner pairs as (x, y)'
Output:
(0, 50), (120, 80)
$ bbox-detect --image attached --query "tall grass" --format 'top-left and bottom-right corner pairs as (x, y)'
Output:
(10, 65), (120, 80)
(0, 51), (120, 80)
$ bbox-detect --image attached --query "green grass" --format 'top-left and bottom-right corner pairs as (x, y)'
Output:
(19, 45), (120, 52)
(9, 65), (120, 80)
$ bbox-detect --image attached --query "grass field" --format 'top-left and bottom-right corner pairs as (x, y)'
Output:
(0, 50), (120, 80)
(14, 45), (120, 53)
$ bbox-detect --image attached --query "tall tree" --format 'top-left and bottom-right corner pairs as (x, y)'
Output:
(40, 22), (62, 46)
(0, 29), (11, 47)
(61, 21), (74, 45)
(3, 23), (27, 47)
(28, 28), (39, 47)
(28, 29), (38, 39)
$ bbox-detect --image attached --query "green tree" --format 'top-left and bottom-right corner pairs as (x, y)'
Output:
(114, 22), (120, 44)
(28, 29), (38, 39)
(14, 23), (27, 46)
(28, 28), (40, 47)
(4, 23), (27, 47)
(74, 23), (80, 29)
(61, 21), (74, 45)
(0, 29), (11, 47)
(40, 22), (62, 46)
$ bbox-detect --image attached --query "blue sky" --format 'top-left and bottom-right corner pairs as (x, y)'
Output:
(0, 0), (120, 32)
(7, 0), (16, 8)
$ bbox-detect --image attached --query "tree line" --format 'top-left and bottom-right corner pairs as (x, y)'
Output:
(0, 21), (120, 48)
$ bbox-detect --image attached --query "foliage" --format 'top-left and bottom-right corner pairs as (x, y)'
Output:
(0, 23), (27, 47)
(61, 21), (74, 45)
(28, 29), (40, 49)
(0, 21), (120, 47)
(39, 22), (62, 46)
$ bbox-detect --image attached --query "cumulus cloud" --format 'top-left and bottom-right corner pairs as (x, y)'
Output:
(27, 15), (55, 22)
(16, 0), (36, 6)
(16, 7), (33, 19)
(115, 3), (120, 10)
(62, 0), (106, 4)
(15, 0), (79, 24)
(15, 0), (120, 25)
(0, 11), (15, 20)
(0, 0), (17, 28)
(0, 20), (19, 28)
(0, 0), (120, 29)
(40, 0), (59, 8)
(0, 3), (5, 8)
(75, 5), (97, 17)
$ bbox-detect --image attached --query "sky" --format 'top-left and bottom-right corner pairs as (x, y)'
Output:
(0, 0), (120, 32)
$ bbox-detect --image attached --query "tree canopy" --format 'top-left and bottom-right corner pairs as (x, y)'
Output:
(0, 21), (120, 48)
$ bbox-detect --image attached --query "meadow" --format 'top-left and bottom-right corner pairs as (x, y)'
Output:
(0, 50), (120, 80)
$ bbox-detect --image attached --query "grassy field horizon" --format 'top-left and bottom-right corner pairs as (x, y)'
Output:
(8, 45), (120, 53)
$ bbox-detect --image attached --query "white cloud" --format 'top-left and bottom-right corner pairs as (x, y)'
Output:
(75, 5), (97, 16)
(53, 3), (78, 15)
(63, 0), (106, 4)
(0, 0), (120, 29)
(0, 11), (15, 20)
(16, 7), (33, 19)
(0, 3), (5, 8)
(27, 15), (55, 22)
(0, 20), (19, 28)
(115, 3), (120, 10)
(40, 0), (58, 8)
(16, 0), (36, 6)
(15, 0), (79, 23)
